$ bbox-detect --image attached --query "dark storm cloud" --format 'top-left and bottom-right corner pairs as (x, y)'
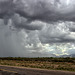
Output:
(13, 0), (75, 22)
(12, 14), (43, 30)
(69, 27), (75, 32)
(0, 0), (75, 57)
(0, 0), (75, 43)
(0, 0), (15, 24)
(69, 25), (75, 32)
(0, 0), (75, 24)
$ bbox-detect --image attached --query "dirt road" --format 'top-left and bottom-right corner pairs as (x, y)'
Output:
(0, 65), (75, 75)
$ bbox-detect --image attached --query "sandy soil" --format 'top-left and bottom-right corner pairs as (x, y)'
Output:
(0, 65), (75, 75)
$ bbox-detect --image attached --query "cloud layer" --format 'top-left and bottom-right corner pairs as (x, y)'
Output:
(0, 0), (75, 57)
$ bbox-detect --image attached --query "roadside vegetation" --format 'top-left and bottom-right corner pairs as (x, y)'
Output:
(0, 57), (75, 72)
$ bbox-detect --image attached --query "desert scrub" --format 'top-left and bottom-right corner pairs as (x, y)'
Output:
(56, 65), (75, 71)
(0, 57), (75, 72)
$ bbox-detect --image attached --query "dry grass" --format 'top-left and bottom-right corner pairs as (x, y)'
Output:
(0, 59), (75, 72)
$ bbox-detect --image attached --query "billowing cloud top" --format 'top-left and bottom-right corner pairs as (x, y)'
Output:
(1, 0), (75, 22)
(0, 0), (75, 57)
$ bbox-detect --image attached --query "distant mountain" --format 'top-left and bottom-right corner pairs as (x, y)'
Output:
(69, 54), (75, 57)
(59, 54), (75, 58)
(27, 52), (56, 57)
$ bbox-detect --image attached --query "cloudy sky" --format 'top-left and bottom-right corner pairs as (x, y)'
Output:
(0, 0), (75, 57)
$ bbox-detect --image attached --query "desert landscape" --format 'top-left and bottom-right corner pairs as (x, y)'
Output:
(0, 57), (75, 75)
(0, 0), (75, 75)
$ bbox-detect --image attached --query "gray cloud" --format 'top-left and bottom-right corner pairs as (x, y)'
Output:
(38, 22), (74, 43)
(0, 0), (75, 57)
(11, 14), (44, 30)
(13, 0), (75, 22)
(0, 0), (75, 24)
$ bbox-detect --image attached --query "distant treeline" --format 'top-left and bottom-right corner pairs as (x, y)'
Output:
(0, 57), (75, 63)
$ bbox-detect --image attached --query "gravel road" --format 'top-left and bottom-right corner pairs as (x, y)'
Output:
(0, 65), (75, 75)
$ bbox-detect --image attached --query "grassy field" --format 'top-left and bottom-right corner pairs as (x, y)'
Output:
(0, 57), (75, 72)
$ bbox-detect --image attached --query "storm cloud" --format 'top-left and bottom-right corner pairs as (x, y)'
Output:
(1, 0), (75, 23)
(0, 0), (75, 57)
